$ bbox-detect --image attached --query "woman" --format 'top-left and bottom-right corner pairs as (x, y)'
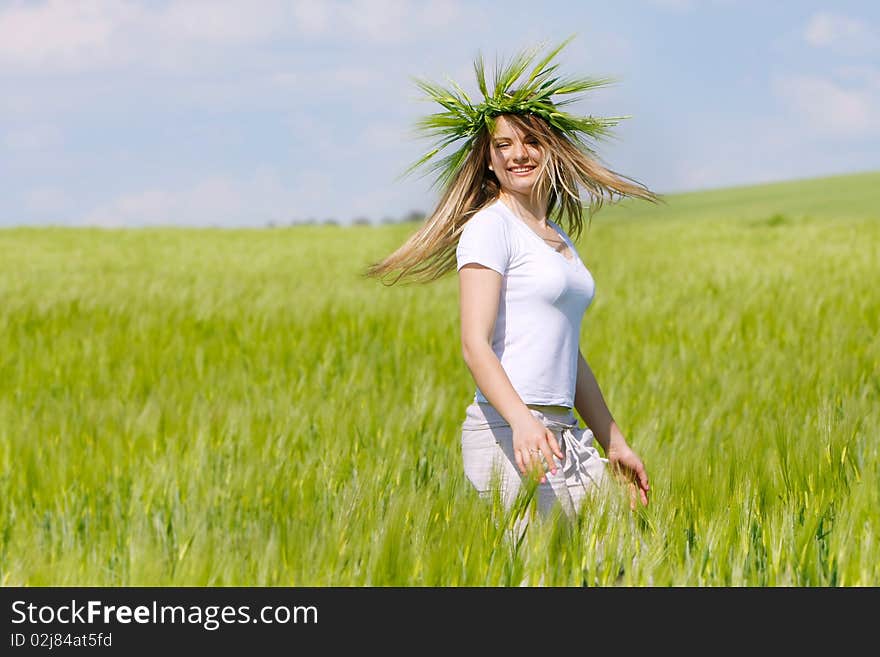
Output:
(367, 39), (655, 519)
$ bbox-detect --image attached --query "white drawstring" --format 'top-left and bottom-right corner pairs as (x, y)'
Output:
(543, 417), (609, 494)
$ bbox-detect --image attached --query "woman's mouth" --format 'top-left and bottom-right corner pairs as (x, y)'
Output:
(508, 165), (536, 176)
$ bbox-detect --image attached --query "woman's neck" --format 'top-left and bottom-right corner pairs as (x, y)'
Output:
(498, 190), (547, 227)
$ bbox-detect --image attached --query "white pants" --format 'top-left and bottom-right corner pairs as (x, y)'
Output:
(460, 402), (609, 520)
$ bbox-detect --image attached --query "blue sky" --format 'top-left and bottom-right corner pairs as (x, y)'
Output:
(1, 0), (878, 227)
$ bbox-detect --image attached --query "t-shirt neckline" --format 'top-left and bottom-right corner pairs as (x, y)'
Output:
(494, 198), (579, 265)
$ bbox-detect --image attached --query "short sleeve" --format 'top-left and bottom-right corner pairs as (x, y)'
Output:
(455, 210), (511, 276)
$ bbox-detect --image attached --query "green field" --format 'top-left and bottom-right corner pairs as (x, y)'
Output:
(1, 170), (877, 586)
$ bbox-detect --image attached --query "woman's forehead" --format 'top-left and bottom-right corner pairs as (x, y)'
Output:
(491, 115), (532, 140)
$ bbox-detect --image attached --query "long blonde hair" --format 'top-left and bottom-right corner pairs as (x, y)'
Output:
(366, 112), (656, 285)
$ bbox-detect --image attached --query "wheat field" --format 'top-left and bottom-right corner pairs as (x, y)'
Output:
(1, 171), (877, 586)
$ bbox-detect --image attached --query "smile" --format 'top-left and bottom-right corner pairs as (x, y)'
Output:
(508, 166), (536, 175)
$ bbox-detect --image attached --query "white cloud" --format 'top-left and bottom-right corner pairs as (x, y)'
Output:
(647, 0), (695, 10)
(23, 187), (74, 216)
(836, 65), (880, 89)
(804, 12), (879, 56)
(3, 124), (63, 152)
(291, 0), (332, 35)
(0, 0), (469, 73)
(353, 0), (465, 42)
(0, 0), (140, 70)
(774, 74), (880, 138)
(80, 168), (338, 227)
(291, 0), (466, 44)
(669, 114), (794, 192)
(362, 121), (406, 148)
(156, 0), (286, 44)
(146, 61), (389, 112)
(646, 0), (736, 11)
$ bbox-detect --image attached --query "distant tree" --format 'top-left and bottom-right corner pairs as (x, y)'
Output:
(323, 218), (339, 226)
(403, 209), (425, 223)
(352, 216), (371, 226)
(380, 216), (397, 225)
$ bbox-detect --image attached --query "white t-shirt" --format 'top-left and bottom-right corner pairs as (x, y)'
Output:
(455, 199), (596, 408)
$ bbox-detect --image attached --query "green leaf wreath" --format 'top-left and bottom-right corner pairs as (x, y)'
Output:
(404, 35), (628, 188)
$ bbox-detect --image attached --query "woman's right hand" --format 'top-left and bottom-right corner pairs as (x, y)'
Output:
(511, 414), (564, 483)
(459, 265), (563, 483)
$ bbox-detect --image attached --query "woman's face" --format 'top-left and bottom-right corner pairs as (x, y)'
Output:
(487, 115), (544, 197)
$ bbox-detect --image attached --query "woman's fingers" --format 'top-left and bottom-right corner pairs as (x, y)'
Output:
(629, 461), (650, 507)
(516, 445), (554, 482)
(622, 464), (649, 508)
(514, 427), (564, 481)
(545, 428), (563, 460)
(636, 470), (650, 506)
(514, 449), (526, 476)
(537, 429), (560, 476)
(539, 444), (557, 476)
(628, 480), (649, 508)
(525, 448), (545, 482)
(637, 468), (650, 494)
(529, 447), (547, 484)
(515, 447), (539, 476)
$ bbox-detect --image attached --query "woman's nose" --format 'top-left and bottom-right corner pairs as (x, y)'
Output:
(511, 142), (528, 161)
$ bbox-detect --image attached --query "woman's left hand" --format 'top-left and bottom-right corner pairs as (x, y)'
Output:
(605, 441), (650, 509)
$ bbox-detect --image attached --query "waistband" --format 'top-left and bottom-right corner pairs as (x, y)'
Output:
(464, 401), (577, 430)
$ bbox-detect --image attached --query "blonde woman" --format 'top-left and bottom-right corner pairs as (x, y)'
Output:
(368, 39), (654, 518)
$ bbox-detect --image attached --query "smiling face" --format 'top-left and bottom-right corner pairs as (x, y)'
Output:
(487, 114), (545, 199)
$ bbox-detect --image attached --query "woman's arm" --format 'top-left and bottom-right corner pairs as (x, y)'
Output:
(574, 350), (650, 507)
(459, 263), (563, 478)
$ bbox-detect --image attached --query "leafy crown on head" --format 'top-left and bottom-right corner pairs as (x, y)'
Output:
(404, 35), (628, 188)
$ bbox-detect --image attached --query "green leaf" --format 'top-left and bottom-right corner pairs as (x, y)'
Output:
(404, 37), (630, 187)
